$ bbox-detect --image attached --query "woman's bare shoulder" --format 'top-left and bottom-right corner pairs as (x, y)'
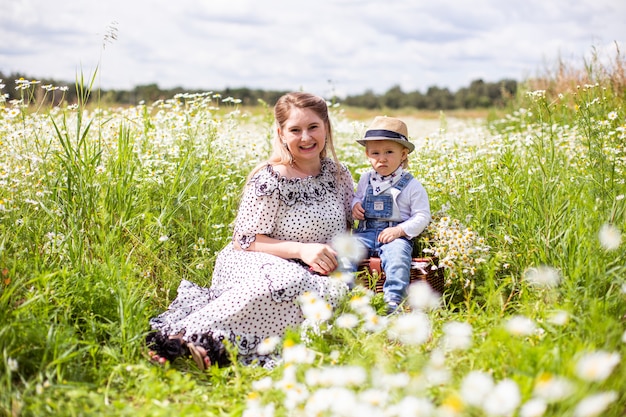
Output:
(270, 163), (289, 177)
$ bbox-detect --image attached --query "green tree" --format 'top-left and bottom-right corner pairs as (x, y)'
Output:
(382, 85), (406, 109)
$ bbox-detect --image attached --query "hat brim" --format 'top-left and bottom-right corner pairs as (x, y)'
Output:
(357, 137), (415, 153)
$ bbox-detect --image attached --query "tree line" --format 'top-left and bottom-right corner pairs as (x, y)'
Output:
(1, 71), (517, 110)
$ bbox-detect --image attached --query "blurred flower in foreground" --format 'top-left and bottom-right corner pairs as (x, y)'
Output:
(332, 233), (367, 268)
(256, 336), (280, 355)
(460, 371), (494, 408)
(441, 321), (473, 351)
(388, 312), (431, 345)
(598, 223), (622, 250)
(523, 265), (561, 288)
(462, 372), (522, 416)
(575, 350), (620, 382)
(283, 343), (316, 364)
(505, 315), (537, 337)
(424, 349), (451, 386)
(387, 396), (435, 417)
(251, 376), (273, 391)
(305, 365), (367, 387)
(438, 394), (463, 417)
(348, 292), (373, 315)
(242, 395), (275, 417)
(547, 310), (569, 326)
(362, 310), (387, 332)
(335, 313), (359, 329)
(304, 387), (357, 416)
(482, 379), (521, 417)
(8, 358), (18, 372)
(331, 271), (355, 286)
(371, 370), (411, 391)
(358, 388), (388, 409)
(279, 380), (309, 411)
(407, 281), (440, 311)
(573, 391), (617, 417)
(519, 398), (547, 417)
(298, 292), (332, 323)
(532, 373), (574, 402)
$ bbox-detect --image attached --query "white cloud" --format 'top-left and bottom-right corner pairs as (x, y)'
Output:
(1, 0), (624, 98)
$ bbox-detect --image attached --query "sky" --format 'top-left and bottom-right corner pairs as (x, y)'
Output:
(1, 0), (625, 98)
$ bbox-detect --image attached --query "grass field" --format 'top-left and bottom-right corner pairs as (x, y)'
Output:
(0, 61), (625, 417)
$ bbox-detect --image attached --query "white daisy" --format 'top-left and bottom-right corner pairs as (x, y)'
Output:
(335, 313), (359, 329)
(387, 311), (431, 345)
(298, 291), (332, 323)
(441, 321), (473, 351)
(523, 265), (561, 288)
(575, 350), (620, 382)
(460, 371), (494, 408)
(505, 315), (537, 337)
(331, 233), (367, 264)
(573, 391), (617, 417)
(532, 373), (574, 402)
(256, 336), (280, 355)
(407, 281), (441, 311)
(598, 223), (622, 250)
(519, 398), (547, 417)
(482, 379), (521, 417)
(547, 310), (569, 326)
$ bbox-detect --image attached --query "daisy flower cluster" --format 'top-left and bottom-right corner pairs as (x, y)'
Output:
(245, 284), (449, 416)
(418, 213), (490, 283)
(244, 277), (622, 417)
(0, 81), (264, 267)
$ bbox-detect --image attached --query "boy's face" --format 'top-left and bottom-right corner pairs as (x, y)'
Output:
(365, 140), (408, 177)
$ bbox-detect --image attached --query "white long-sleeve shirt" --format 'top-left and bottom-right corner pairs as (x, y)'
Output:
(352, 171), (431, 239)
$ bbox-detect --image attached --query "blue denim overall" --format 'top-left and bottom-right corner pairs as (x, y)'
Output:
(355, 172), (414, 303)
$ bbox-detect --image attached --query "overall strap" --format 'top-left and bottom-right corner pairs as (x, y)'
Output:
(363, 171), (373, 195)
(393, 172), (414, 191)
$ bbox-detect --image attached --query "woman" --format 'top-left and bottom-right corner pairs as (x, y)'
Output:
(147, 92), (355, 369)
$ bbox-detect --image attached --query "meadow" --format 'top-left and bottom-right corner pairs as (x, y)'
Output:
(0, 54), (625, 416)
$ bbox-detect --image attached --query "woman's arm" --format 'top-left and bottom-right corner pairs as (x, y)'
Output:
(235, 234), (338, 275)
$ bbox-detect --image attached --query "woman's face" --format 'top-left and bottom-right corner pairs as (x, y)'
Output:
(279, 107), (326, 165)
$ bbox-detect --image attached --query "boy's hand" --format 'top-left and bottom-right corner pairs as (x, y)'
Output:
(378, 226), (406, 244)
(352, 202), (365, 220)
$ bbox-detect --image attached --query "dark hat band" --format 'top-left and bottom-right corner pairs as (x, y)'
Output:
(364, 129), (408, 142)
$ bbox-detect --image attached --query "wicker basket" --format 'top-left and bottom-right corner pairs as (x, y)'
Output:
(358, 257), (445, 294)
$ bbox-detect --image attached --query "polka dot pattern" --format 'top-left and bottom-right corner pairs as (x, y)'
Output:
(150, 158), (355, 364)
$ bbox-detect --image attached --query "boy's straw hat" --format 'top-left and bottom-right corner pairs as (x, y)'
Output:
(357, 116), (414, 153)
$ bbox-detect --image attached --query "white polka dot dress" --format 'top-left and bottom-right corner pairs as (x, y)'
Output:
(149, 158), (355, 366)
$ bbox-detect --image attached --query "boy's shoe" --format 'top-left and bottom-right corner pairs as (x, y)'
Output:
(385, 301), (402, 315)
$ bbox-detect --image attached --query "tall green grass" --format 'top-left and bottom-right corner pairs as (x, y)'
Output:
(0, 53), (624, 416)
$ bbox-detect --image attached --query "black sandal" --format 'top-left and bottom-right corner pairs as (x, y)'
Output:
(189, 332), (231, 368)
(187, 343), (211, 370)
(146, 331), (187, 362)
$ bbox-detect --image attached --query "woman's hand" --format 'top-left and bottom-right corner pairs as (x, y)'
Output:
(300, 243), (338, 275)
(238, 235), (339, 275)
(377, 226), (406, 244)
(352, 202), (365, 220)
